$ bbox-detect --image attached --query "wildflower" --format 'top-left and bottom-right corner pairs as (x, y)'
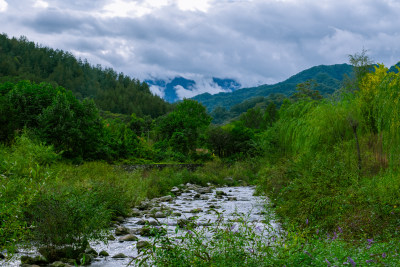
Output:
(325, 259), (331, 265)
(230, 224), (236, 231)
(338, 226), (343, 233)
(316, 229), (319, 234)
(333, 232), (338, 240)
(347, 257), (356, 266)
(382, 253), (386, 258)
(366, 259), (374, 263)
(305, 219), (309, 225)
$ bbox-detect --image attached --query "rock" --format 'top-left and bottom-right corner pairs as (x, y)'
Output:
(112, 253), (127, 259)
(171, 187), (181, 195)
(193, 194), (201, 200)
(196, 187), (212, 194)
(107, 234), (116, 241)
(51, 261), (69, 267)
(200, 195), (210, 200)
(172, 212), (182, 217)
(150, 207), (161, 213)
(228, 197), (237, 201)
(115, 226), (130, 236)
(20, 255), (48, 265)
(134, 226), (166, 237)
(114, 216), (125, 223)
(149, 220), (160, 226)
(154, 211), (166, 218)
(216, 190), (227, 196)
(136, 241), (151, 250)
(119, 234), (139, 242)
(130, 208), (142, 217)
(138, 201), (152, 211)
(0, 253), (4, 259)
(84, 247), (98, 256)
(159, 195), (173, 202)
(99, 250), (109, 257)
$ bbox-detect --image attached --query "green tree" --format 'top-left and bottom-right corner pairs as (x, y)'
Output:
(156, 99), (211, 154)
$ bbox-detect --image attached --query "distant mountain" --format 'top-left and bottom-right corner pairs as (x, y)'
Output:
(146, 77), (241, 103)
(192, 64), (354, 112)
(389, 62), (400, 73)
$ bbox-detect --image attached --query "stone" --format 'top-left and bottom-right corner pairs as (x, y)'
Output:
(107, 234), (116, 241)
(0, 253), (4, 259)
(172, 212), (182, 217)
(138, 201), (152, 211)
(114, 216), (125, 223)
(159, 195), (173, 202)
(215, 190), (227, 196)
(130, 208), (142, 217)
(200, 195), (210, 200)
(136, 241), (151, 250)
(228, 197), (237, 201)
(194, 194), (201, 199)
(119, 234), (139, 242)
(154, 211), (166, 218)
(85, 247), (98, 256)
(51, 261), (68, 267)
(112, 253), (127, 259)
(148, 220), (160, 226)
(115, 226), (130, 236)
(20, 255), (48, 265)
(196, 187), (212, 194)
(99, 250), (109, 257)
(171, 187), (181, 195)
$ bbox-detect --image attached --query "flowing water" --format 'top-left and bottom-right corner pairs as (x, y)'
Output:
(4, 185), (279, 266)
(91, 185), (279, 266)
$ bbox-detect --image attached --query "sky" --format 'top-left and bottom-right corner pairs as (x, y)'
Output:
(0, 0), (399, 98)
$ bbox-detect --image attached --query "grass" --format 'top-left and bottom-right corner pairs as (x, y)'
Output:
(135, 210), (400, 266)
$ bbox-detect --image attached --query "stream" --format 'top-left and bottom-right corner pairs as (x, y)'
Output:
(5, 184), (279, 266)
(90, 184), (279, 266)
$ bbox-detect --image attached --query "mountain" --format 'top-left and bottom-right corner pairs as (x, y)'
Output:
(0, 34), (171, 118)
(192, 64), (354, 112)
(146, 77), (241, 103)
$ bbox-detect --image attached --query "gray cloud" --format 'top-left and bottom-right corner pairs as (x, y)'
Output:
(0, 0), (399, 94)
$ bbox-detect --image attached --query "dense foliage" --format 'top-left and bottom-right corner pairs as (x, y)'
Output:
(0, 34), (171, 117)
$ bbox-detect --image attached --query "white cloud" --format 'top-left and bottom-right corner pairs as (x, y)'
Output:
(1, 0), (400, 100)
(0, 0), (8, 12)
(34, 0), (49, 9)
(149, 85), (165, 97)
(100, 0), (152, 17)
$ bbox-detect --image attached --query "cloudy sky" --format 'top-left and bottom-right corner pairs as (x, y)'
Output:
(0, 0), (399, 98)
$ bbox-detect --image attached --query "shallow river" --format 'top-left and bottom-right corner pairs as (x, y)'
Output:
(5, 185), (279, 266)
(91, 185), (279, 266)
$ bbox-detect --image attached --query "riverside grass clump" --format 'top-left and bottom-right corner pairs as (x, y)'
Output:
(134, 212), (400, 266)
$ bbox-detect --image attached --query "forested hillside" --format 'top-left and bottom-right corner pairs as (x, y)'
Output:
(0, 34), (171, 117)
(193, 63), (353, 112)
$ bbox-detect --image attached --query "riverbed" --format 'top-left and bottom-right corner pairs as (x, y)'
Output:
(90, 185), (279, 266)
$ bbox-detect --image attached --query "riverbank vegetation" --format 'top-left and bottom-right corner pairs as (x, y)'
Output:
(1, 42), (400, 265)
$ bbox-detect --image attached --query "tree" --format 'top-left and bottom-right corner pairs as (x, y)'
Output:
(291, 80), (322, 101)
(156, 99), (211, 154)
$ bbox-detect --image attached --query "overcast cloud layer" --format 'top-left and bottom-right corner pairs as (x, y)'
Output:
(0, 0), (399, 98)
